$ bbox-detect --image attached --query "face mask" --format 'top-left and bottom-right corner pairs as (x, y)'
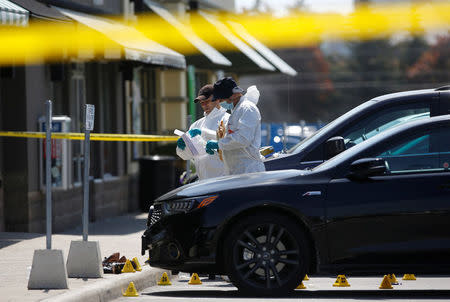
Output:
(221, 101), (233, 111)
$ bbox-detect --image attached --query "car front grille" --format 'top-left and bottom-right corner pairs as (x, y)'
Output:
(149, 203), (163, 226)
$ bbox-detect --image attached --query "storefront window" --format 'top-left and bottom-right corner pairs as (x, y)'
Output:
(70, 65), (86, 186)
(141, 69), (157, 155)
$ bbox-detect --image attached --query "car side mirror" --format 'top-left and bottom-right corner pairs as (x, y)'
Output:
(325, 136), (346, 159)
(348, 158), (388, 180)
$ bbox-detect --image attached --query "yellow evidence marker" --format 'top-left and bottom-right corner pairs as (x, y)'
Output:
(296, 281), (307, 289)
(379, 275), (394, 289)
(333, 275), (350, 287)
(387, 273), (399, 285)
(123, 282), (139, 297)
(402, 274), (416, 280)
(132, 257), (142, 272)
(188, 273), (202, 285)
(158, 272), (172, 285)
(121, 259), (136, 273)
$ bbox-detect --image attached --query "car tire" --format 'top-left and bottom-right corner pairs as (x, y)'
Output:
(224, 212), (310, 295)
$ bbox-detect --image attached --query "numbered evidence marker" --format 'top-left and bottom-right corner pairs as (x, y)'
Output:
(387, 274), (399, 285)
(379, 275), (394, 289)
(296, 281), (307, 289)
(158, 272), (172, 285)
(333, 274), (350, 287)
(121, 259), (136, 273)
(188, 273), (202, 285)
(123, 282), (139, 297)
(403, 274), (417, 280)
(132, 257), (142, 272)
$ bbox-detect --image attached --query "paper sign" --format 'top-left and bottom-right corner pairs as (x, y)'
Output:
(85, 104), (95, 131)
(174, 129), (205, 156)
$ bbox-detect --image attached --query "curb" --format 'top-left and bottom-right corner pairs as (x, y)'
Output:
(43, 267), (173, 302)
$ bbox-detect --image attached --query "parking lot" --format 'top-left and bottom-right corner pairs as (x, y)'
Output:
(113, 274), (450, 302)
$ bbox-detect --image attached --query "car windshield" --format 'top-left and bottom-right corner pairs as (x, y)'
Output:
(286, 100), (376, 154)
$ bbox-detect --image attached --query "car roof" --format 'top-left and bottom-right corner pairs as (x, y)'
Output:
(371, 88), (440, 104)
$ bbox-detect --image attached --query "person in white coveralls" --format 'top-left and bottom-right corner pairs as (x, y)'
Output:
(176, 84), (230, 180)
(205, 77), (265, 175)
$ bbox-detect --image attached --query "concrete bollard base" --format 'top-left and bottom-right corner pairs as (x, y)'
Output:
(28, 249), (68, 289)
(67, 240), (103, 278)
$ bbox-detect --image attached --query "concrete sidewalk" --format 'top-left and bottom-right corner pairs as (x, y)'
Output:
(0, 213), (172, 302)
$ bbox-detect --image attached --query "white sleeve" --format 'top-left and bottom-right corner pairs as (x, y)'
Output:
(200, 113), (230, 141)
(218, 107), (260, 151)
(201, 129), (217, 141)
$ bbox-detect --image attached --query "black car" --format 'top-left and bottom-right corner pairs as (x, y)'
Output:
(142, 114), (450, 294)
(265, 86), (450, 171)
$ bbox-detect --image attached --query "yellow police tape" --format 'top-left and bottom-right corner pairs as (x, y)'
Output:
(0, 2), (448, 65)
(0, 131), (178, 142)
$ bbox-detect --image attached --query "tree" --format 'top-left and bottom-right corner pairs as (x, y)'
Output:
(407, 35), (450, 84)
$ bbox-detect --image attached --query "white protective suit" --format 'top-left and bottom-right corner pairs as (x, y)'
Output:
(176, 107), (230, 180)
(218, 92), (265, 175)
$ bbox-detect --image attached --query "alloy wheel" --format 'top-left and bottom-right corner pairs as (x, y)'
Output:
(232, 222), (301, 290)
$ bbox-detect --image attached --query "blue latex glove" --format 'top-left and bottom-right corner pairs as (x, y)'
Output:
(188, 128), (201, 137)
(177, 137), (186, 150)
(206, 140), (219, 155)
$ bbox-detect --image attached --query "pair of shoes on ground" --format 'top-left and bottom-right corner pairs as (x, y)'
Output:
(102, 252), (130, 274)
(102, 252), (127, 265)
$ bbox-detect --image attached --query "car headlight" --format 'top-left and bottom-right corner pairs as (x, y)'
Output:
(163, 199), (195, 214)
(162, 195), (218, 215)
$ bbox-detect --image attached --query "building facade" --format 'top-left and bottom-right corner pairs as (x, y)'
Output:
(0, 0), (296, 232)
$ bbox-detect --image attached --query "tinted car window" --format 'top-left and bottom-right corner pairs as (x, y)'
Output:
(286, 100), (376, 154)
(374, 130), (440, 173)
(379, 135), (430, 156)
(341, 104), (430, 148)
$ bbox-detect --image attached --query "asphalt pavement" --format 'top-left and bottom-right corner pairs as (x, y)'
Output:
(0, 213), (172, 302)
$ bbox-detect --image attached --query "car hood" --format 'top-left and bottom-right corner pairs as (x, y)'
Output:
(155, 170), (309, 201)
